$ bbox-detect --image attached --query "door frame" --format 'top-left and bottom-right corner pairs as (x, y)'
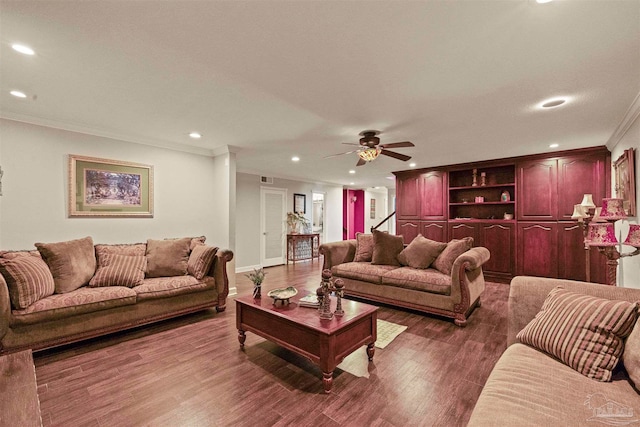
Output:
(260, 186), (287, 267)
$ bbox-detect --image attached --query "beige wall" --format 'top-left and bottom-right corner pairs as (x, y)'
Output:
(235, 172), (344, 270)
(0, 119), (230, 251)
(609, 110), (640, 288)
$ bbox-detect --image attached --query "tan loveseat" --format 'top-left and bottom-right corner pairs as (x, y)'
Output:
(468, 276), (640, 426)
(0, 236), (233, 354)
(319, 234), (490, 326)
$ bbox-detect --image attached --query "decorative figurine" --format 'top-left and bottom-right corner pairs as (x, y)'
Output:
(501, 190), (511, 202)
(334, 278), (344, 316)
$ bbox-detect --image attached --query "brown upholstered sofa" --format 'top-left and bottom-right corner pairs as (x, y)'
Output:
(319, 234), (490, 326)
(468, 276), (640, 426)
(0, 236), (233, 354)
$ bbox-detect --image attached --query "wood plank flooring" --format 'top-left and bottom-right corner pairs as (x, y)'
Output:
(33, 260), (509, 426)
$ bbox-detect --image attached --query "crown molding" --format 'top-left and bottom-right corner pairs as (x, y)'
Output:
(606, 91), (640, 150)
(0, 112), (215, 157)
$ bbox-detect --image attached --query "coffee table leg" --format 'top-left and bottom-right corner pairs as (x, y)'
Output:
(366, 342), (375, 361)
(238, 330), (246, 348)
(322, 371), (333, 393)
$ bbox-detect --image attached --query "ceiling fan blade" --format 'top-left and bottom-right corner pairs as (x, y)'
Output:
(380, 141), (414, 149)
(380, 149), (412, 161)
(356, 158), (367, 167)
(323, 150), (358, 159)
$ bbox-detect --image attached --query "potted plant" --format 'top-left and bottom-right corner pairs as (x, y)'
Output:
(245, 267), (266, 298)
(286, 211), (310, 234)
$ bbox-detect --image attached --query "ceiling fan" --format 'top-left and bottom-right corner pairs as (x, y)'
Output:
(325, 130), (415, 167)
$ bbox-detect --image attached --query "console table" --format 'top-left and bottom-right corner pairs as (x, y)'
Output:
(286, 233), (320, 264)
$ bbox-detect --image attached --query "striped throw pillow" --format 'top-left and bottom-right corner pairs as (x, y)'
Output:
(0, 254), (55, 309)
(517, 287), (639, 381)
(187, 245), (218, 280)
(89, 254), (146, 288)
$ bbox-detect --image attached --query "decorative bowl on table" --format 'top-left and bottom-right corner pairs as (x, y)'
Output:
(267, 286), (298, 304)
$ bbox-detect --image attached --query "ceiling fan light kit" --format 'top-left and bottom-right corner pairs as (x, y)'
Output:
(326, 129), (416, 167)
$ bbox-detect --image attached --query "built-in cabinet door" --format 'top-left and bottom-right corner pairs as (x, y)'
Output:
(397, 220), (420, 244)
(420, 171), (447, 220)
(557, 155), (607, 221)
(517, 159), (558, 221)
(480, 223), (515, 278)
(449, 223), (478, 243)
(396, 175), (421, 219)
(557, 222), (607, 284)
(421, 221), (447, 242)
(517, 222), (558, 278)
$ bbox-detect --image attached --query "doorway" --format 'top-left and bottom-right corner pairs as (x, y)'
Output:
(260, 187), (286, 267)
(312, 192), (326, 243)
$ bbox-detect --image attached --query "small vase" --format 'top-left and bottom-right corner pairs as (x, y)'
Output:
(253, 284), (261, 299)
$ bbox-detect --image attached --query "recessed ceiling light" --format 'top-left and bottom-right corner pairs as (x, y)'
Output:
(536, 0), (553, 3)
(10, 90), (27, 98)
(409, 162), (417, 168)
(11, 44), (35, 55)
(537, 97), (569, 109)
(291, 156), (300, 162)
(189, 132), (201, 139)
(349, 170), (356, 174)
(350, 182), (355, 185)
(549, 143), (559, 148)
(386, 176), (395, 180)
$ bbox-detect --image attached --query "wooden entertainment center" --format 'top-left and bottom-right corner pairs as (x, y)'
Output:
(394, 146), (610, 284)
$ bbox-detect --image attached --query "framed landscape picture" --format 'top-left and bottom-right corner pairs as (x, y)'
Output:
(69, 155), (154, 217)
(613, 148), (636, 216)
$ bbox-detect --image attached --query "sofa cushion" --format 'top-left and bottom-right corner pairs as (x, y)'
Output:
(468, 343), (640, 427)
(432, 237), (473, 275)
(89, 254), (147, 288)
(381, 267), (451, 296)
(371, 229), (404, 266)
(397, 234), (447, 269)
(35, 236), (97, 294)
(94, 243), (147, 267)
(145, 238), (190, 278)
(516, 287), (638, 381)
(134, 276), (208, 301)
(623, 318), (640, 388)
(187, 245), (218, 280)
(354, 233), (374, 262)
(332, 262), (399, 284)
(11, 286), (136, 325)
(0, 252), (55, 309)
(165, 236), (206, 251)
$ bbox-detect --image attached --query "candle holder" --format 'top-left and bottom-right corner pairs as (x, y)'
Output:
(317, 269), (346, 319)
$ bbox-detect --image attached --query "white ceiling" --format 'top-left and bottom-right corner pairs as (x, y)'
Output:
(1, 0), (639, 189)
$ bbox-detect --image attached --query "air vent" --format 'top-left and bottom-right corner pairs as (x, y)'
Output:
(260, 176), (273, 184)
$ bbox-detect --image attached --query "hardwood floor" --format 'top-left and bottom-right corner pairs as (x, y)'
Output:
(33, 260), (509, 426)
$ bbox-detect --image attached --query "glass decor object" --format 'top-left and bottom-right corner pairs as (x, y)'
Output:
(587, 223), (619, 247)
(599, 198), (627, 220)
(358, 147), (382, 162)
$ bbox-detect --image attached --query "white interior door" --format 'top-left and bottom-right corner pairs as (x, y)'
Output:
(261, 187), (286, 267)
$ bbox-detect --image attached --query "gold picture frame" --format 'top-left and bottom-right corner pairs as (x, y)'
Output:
(69, 155), (153, 217)
(613, 148), (636, 217)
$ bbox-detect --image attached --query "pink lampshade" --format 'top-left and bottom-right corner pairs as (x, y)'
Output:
(599, 198), (627, 220)
(623, 224), (640, 248)
(587, 223), (619, 246)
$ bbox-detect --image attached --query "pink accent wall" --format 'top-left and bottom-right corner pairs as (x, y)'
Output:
(343, 189), (365, 239)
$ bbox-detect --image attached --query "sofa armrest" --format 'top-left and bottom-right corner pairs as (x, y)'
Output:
(319, 240), (356, 270)
(449, 247), (490, 312)
(507, 276), (640, 347)
(0, 274), (10, 346)
(209, 249), (234, 311)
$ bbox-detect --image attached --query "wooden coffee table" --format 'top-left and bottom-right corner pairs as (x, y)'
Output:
(236, 292), (378, 393)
